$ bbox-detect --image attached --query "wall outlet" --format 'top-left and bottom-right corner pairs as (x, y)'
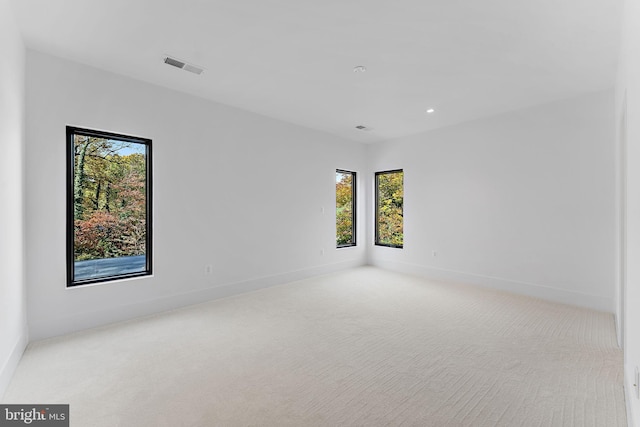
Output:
(204, 265), (213, 275)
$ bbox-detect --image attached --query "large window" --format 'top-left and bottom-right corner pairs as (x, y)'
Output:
(67, 127), (152, 286)
(336, 169), (356, 247)
(375, 169), (403, 248)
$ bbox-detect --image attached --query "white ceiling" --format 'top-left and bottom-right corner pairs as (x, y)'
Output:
(11, 0), (623, 143)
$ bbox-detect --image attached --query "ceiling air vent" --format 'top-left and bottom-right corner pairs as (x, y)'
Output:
(163, 56), (205, 75)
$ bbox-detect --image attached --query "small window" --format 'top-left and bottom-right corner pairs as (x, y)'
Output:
(67, 127), (152, 286)
(375, 169), (403, 248)
(336, 169), (356, 247)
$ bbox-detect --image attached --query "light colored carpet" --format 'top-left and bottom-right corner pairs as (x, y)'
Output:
(3, 267), (626, 426)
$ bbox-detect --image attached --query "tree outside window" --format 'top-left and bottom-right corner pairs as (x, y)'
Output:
(336, 170), (356, 247)
(375, 170), (403, 248)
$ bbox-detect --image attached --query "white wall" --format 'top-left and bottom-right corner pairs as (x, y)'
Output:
(25, 50), (366, 341)
(0, 0), (27, 397)
(367, 91), (616, 313)
(616, 0), (640, 423)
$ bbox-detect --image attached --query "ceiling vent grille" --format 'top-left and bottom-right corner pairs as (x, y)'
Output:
(163, 56), (204, 75)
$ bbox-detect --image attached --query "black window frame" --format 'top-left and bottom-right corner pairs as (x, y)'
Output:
(375, 169), (404, 249)
(336, 169), (357, 248)
(66, 126), (153, 287)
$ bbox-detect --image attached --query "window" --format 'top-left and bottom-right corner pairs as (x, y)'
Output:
(375, 169), (403, 248)
(67, 127), (152, 286)
(336, 169), (356, 247)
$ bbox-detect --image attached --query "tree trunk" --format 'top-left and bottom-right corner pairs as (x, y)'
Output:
(94, 181), (101, 210)
(73, 138), (90, 219)
(104, 182), (111, 212)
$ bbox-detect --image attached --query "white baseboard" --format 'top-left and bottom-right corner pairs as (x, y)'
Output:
(0, 330), (28, 400)
(626, 369), (639, 427)
(616, 312), (622, 348)
(29, 259), (365, 341)
(371, 259), (614, 313)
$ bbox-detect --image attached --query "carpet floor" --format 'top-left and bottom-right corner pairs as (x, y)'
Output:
(2, 267), (626, 426)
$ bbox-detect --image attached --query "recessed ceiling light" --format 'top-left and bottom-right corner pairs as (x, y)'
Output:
(426, 108), (435, 114)
(353, 66), (367, 73)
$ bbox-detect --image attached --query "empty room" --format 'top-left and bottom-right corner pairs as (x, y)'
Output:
(1, 0), (639, 426)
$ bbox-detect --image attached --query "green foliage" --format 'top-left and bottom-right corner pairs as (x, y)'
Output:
(73, 136), (147, 261)
(336, 172), (354, 245)
(377, 171), (403, 246)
